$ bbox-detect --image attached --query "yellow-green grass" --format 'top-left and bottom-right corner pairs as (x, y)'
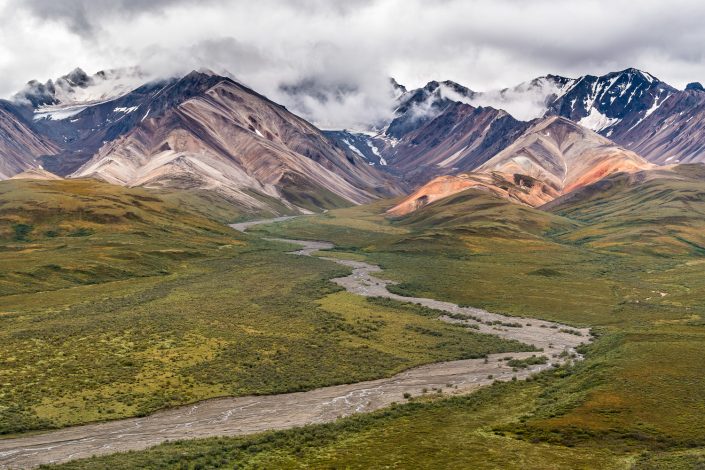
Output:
(0, 243), (529, 433)
(633, 448), (705, 469)
(509, 326), (705, 450)
(548, 165), (705, 256)
(0, 180), (530, 433)
(46, 379), (628, 470)
(251, 195), (692, 329)
(0, 179), (242, 296)
(248, 183), (705, 463)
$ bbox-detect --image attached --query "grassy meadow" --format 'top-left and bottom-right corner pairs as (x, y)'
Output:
(240, 174), (705, 467)
(0, 179), (528, 434)
(8, 168), (705, 468)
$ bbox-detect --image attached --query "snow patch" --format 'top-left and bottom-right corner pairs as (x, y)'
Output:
(644, 94), (670, 119)
(33, 106), (87, 121)
(342, 139), (366, 159)
(113, 106), (139, 114)
(366, 140), (381, 157)
(578, 108), (620, 132)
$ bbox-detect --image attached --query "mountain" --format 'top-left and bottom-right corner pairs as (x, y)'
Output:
(382, 102), (529, 184)
(325, 73), (632, 187)
(540, 68), (705, 165)
(29, 73), (216, 175)
(388, 116), (652, 215)
(15, 67), (147, 109)
(476, 116), (652, 193)
(375, 69), (703, 178)
(386, 172), (557, 217)
(71, 71), (401, 213)
(323, 80), (530, 185)
(611, 85), (705, 164)
(545, 69), (705, 165)
(327, 68), (705, 185)
(546, 68), (677, 137)
(386, 80), (477, 140)
(0, 101), (58, 179)
(0, 68), (402, 214)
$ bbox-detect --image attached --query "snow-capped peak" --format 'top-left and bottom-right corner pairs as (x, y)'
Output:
(15, 66), (149, 111)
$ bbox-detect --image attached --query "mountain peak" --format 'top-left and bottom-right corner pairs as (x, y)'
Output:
(389, 78), (407, 94)
(62, 67), (91, 87)
(15, 66), (150, 109)
(686, 82), (705, 92)
(611, 67), (660, 84)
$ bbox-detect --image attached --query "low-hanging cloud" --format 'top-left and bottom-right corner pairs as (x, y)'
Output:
(2, 0), (705, 128)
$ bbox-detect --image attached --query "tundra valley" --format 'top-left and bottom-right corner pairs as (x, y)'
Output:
(2, 1), (705, 469)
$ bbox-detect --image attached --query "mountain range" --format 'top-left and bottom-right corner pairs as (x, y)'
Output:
(1, 65), (704, 218)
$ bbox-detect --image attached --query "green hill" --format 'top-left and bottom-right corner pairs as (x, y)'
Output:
(545, 164), (705, 256)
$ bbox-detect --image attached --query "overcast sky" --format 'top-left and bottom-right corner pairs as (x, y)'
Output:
(2, 0), (705, 128)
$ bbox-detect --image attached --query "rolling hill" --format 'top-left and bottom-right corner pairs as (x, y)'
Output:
(545, 164), (705, 255)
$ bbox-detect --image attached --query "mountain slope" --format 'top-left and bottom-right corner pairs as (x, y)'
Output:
(72, 71), (400, 213)
(546, 68), (676, 137)
(387, 172), (557, 217)
(322, 130), (389, 167)
(0, 102), (59, 179)
(384, 102), (529, 184)
(31, 72), (219, 175)
(9, 168), (62, 180)
(389, 116), (652, 216)
(477, 116), (652, 193)
(613, 86), (705, 164)
(386, 80), (477, 140)
(394, 186), (578, 240)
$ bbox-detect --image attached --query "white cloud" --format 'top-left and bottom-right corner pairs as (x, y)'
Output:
(2, 0), (705, 128)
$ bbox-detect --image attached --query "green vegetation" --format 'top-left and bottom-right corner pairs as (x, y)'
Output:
(507, 355), (549, 369)
(0, 179), (240, 296)
(548, 164), (705, 256)
(46, 379), (626, 470)
(11, 167), (705, 467)
(244, 171), (705, 466)
(0, 179), (527, 434)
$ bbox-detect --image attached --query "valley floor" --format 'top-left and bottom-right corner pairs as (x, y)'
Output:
(4, 183), (705, 469)
(0, 222), (586, 468)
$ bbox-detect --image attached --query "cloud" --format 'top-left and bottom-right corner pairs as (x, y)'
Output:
(2, 0), (705, 128)
(16, 0), (222, 37)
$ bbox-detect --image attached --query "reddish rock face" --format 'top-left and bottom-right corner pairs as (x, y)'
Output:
(390, 116), (653, 216)
(387, 172), (558, 217)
